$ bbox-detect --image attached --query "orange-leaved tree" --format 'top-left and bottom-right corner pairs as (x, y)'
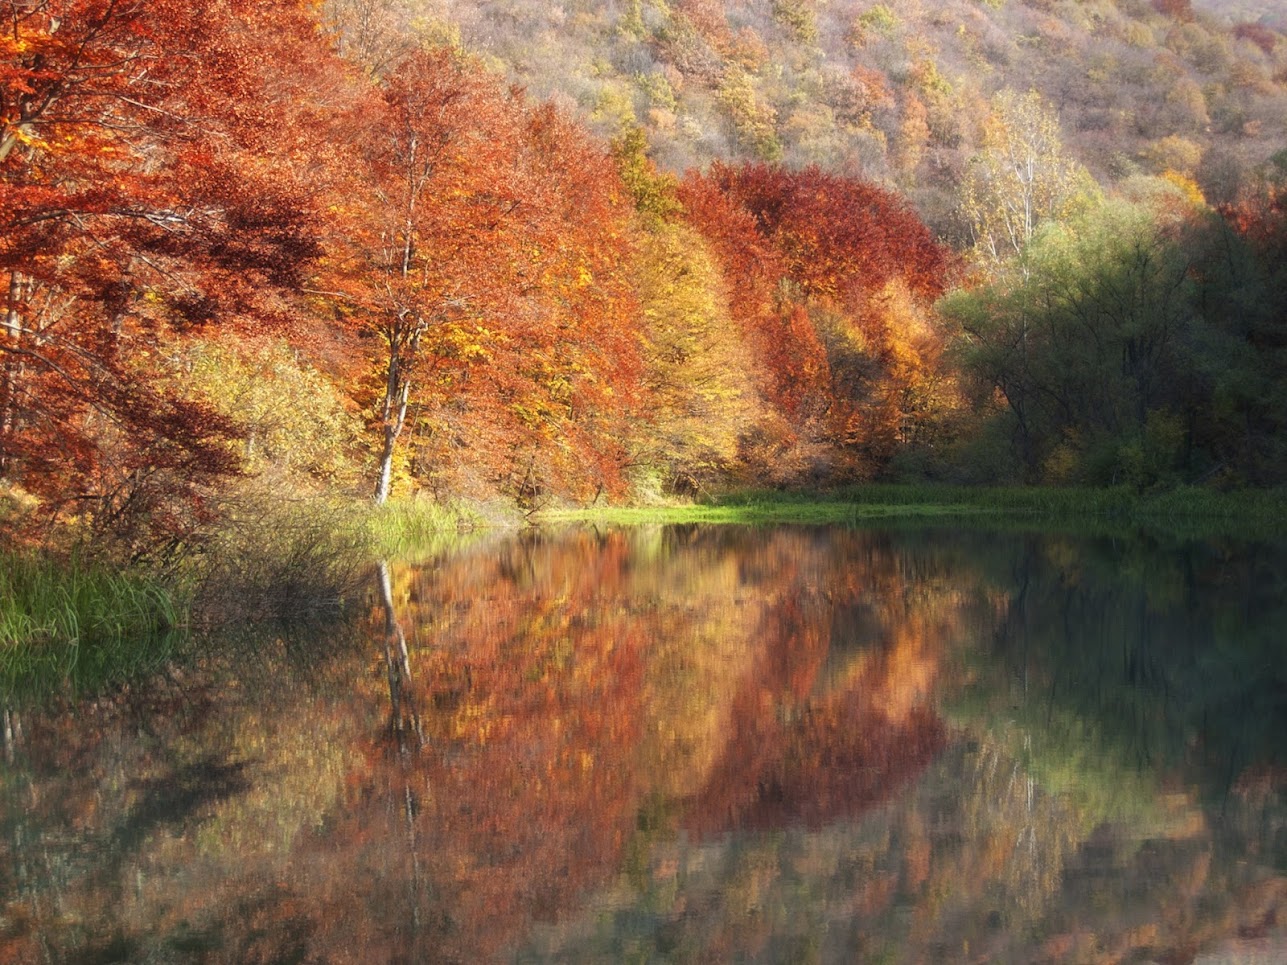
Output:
(0, 0), (347, 547)
(325, 47), (644, 504)
(470, 103), (644, 503)
(321, 46), (527, 503)
(679, 162), (955, 480)
(677, 169), (827, 423)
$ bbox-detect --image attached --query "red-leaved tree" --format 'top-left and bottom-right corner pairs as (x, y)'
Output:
(0, 0), (347, 548)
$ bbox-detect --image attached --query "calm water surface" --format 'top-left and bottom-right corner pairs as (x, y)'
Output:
(2, 525), (1286, 963)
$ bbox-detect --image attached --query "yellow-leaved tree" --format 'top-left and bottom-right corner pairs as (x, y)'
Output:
(632, 222), (764, 496)
(960, 89), (1099, 265)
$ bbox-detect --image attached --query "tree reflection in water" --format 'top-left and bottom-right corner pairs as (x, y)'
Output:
(0, 526), (1284, 963)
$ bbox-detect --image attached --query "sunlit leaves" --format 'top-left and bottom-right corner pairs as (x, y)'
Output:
(325, 47), (646, 504)
(173, 336), (362, 483)
(632, 221), (762, 493)
(960, 89), (1100, 266)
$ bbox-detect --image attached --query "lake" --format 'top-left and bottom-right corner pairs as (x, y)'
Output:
(2, 524), (1285, 963)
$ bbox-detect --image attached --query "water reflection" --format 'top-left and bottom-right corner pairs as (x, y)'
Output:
(1, 526), (1285, 962)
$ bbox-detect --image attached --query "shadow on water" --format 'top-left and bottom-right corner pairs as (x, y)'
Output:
(111, 756), (252, 855)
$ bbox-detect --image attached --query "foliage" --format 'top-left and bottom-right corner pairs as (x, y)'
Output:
(680, 162), (958, 481)
(943, 179), (1287, 485)
(715, 66), (782, 162)
(5, 0), (1287, 583)
(611, 126), (683, 226)
(960, 89), (1101, 264)
(771, 0), (819, 44)
(0, 0), (342, 542)
(363, 0), (1287, 241)
(324, 46), (646, 506)
(856, 5), (901, 39)
(631, 221), (764, 494)
(173, 336), (363, 484)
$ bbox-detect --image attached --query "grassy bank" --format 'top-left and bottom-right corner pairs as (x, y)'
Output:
(536, 484), (1287, 536)
(362, 496), (496, 557)
(5, 484), (1283, 698)
(0, 494), (484, 698)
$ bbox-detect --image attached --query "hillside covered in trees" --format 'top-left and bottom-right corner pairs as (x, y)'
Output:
(337, 0), (1287, 221)
(3, 0), (1287, 556)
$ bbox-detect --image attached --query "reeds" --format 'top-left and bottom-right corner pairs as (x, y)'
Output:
(361, 496), (488, 558)
(0, 550), (181, 695)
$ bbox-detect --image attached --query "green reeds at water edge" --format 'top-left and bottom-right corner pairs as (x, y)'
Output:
(0, 551), (182, 697)
(361, 496), (490, 557)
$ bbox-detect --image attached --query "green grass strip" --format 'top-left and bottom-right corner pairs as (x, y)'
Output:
(362, 496), (500, 559)
(536, 484), (1287, 536)
(537, 501), (999, 526)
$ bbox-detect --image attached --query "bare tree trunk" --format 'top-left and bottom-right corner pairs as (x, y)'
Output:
(374, 344), (411, 504)
(374, 317), (423, 504)
(375, 422), (399, 504)
(1, 272), (27, 471)
(374, 387), (409, 504)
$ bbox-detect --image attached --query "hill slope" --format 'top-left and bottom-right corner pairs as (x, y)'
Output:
(329, 0), (1287, 236)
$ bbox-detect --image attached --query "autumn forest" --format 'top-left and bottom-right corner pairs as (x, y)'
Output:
(5, 2), (1287, 961)
(3, 0), (1287, 564)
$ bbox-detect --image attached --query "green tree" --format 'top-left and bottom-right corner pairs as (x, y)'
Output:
(717, 66), (782, 162)
(944, 184), (1212, 484)
(611, 127), (682, 228)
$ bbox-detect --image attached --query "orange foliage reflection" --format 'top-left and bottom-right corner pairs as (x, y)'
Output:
(6, 528), (1285, 963)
